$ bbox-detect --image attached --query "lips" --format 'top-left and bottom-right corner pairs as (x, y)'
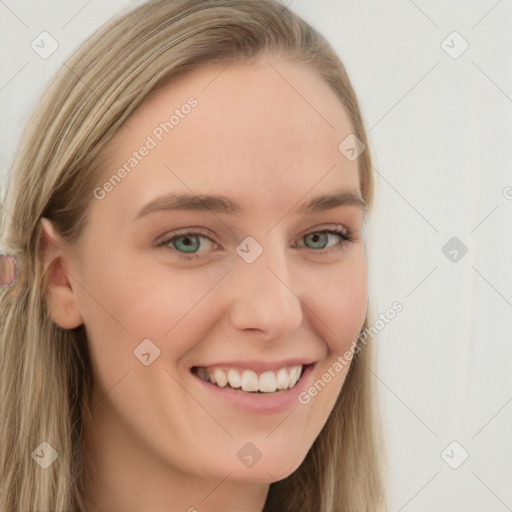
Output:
(189, 359), (318, 414)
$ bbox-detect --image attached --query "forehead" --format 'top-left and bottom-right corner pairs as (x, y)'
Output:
(100, 59), (361, 221)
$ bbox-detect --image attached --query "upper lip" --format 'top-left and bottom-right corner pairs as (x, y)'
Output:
(191, 359), (317, 374)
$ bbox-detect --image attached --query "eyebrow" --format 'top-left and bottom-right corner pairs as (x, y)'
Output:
(132, 190), (366, 222)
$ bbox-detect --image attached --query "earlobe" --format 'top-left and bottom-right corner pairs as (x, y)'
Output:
(39, 218), (83, 329)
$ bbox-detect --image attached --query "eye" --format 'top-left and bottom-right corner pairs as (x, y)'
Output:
(295, 227), (353, 252)
(155, 231), (218, 260)
(155, 225), (354, 261)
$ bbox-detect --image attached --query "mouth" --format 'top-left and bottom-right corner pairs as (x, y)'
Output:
(191, 364), (309, 394)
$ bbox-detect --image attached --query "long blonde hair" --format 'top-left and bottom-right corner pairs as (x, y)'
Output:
(0, 0), (387, 510)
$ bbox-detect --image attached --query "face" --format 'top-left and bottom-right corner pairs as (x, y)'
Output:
(55, 58), (367, 490)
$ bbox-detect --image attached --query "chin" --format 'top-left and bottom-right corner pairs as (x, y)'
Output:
(220, 451), (307, 484)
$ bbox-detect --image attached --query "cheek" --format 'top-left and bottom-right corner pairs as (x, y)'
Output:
(294, 254), (367, 433)
(304, 251), (368, 352)
(75, 248), (231, 368)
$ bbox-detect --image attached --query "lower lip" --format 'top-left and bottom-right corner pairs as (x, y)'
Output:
(191, 363), (315, 414)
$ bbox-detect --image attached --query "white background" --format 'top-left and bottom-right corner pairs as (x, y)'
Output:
(1, 1), (511, 510)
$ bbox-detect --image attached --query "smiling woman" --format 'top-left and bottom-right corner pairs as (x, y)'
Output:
(0, 1), (387, 511)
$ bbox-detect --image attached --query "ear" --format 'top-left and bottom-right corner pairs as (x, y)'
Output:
(39, 217), (83, 329)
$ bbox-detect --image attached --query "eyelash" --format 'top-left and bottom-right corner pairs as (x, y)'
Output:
(155, 227), (354, 261)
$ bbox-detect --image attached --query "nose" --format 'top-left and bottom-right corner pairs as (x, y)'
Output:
(227, 238), (303, 339)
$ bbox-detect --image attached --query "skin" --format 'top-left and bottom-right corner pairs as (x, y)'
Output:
(41, 56), (368, 512)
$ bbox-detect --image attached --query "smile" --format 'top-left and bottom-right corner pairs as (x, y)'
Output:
(192, 365), (307, 393)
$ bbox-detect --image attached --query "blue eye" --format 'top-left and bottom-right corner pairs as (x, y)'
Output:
(156, 232), (215, 260)
(299, 228), (352, 250)
(169, 234), (202, 253)
(156, 227), (353, 260)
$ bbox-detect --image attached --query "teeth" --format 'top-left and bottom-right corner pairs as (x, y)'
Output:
(276, 367), (289, 390)
(197, 365), (304, 393)
(213, 368), (227, 387)
(259, 371), (277, 393)
(197, 367), (208, 381)
(241, 370), (259, 392)
(227, 368), (241, 389)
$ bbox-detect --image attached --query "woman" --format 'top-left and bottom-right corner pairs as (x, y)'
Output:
(0, 0), (387, 510)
